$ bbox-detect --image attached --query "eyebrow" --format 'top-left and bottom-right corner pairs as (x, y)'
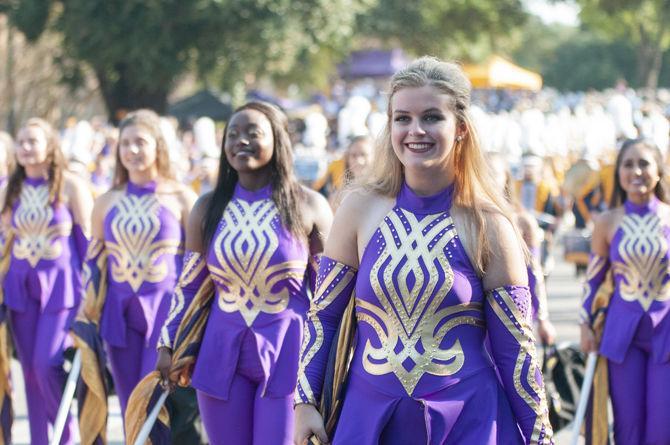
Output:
(393, 108), (443, 114)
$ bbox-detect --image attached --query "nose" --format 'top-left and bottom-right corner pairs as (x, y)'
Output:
(408, 119), (426, 136)
(129, 145), (140, 155)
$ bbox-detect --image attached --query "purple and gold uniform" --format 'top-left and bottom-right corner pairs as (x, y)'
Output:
(297, 182), (553, 444)
(3, 176), (87, 445)
(98, 180), (184, 416)
(582, 196), (670, 444)
(160, 183), (313, 445)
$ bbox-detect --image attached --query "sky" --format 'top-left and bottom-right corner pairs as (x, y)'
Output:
(524, 0), (580, 26)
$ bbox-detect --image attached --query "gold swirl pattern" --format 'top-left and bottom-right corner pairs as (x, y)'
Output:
(296, 261), (357, 405)
(580, 254), (609, 323)
(106, 193), (182, 292)
(210, 198), (306, 326)
(13, 183), (71, 267)
(613, 212), (670, 311)
(159, 252), (208, 349)
(487, 287), (552, 443)
(358, 209), (483, 395)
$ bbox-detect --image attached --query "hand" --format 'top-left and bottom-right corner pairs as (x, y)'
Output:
(155, 347), (175, 391)
(537, 319), (557, 346)
(580, 323), (598, 353)
(294, 403), (328, 445)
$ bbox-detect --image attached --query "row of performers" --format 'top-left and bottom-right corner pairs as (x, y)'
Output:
(1, 59), (564, 445)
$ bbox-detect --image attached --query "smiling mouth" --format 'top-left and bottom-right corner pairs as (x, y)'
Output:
(405, 142), (434, 153)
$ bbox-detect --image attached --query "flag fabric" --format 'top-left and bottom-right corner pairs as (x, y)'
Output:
(125, 274), (214, 445)
(584, 270), (613, 445)
(73, 239), (109, 445)
(0, 230), (15, 445)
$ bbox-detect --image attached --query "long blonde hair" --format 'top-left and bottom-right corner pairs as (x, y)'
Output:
(358, 56), (519, 274)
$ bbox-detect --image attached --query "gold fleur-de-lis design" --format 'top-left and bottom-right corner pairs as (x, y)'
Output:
(358, 209), (484, 395)
(614, 212), (670, 311)
(13, 184), (72, 267)
(106, 193), (181, 292)
(210, 198), (306, 326)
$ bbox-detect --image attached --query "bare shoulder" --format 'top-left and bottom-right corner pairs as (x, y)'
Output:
(298, 184), (330, 214)
(63, 171), (92, 199)
(482, 210), (528, 290)
(183, 192), (212, 253)
(189, 192), (212, 223)
(325, 188), (393, 267)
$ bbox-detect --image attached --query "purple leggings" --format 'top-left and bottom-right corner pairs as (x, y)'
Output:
(196, 331), (294, 445)
(609, 317), (670, 445)
(105, 296), (160, 419)
(10, 298), (75, 445)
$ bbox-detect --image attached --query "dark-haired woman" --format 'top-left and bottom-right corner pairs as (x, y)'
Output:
(581, 139), (670, 444)
(157, 101), (332, 445)
(0, 118), (93, 445)
(85, 110), (197, 419)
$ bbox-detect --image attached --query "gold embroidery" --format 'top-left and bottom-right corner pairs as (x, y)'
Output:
(582, 255), (609, 320)
(614, 212), (670, 311)
(210, 198), (306, 326)
(358, 209), (482, 395)
(13, 183), (71, 267)
(106, 193), (182, 292)
(487, 287), (552, 443)
(296, 262), (357, 404)
(160, 252), (208, 349)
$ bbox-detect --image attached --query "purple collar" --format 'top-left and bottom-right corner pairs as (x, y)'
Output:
(624, 195), (660, 216)
(397, 181), (454, 215)
(24, 176), (47, 186)
(234, 182), (272, 202)
(127, 180), (158, 195)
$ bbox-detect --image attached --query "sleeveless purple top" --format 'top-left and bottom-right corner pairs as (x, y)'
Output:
(99, 181), (184, 347)
(5, 176), (83, 312)
(191, 183), (311, 399)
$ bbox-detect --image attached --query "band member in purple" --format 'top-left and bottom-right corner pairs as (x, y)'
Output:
(294, 57), (553, 445)
(156, 101), (332, 445)
(581, 138), (670, 444)
(0, 118), (93, 445)
(86, 110), (197, 421)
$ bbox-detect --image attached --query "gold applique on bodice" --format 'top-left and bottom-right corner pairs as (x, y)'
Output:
(210, 198), (306, 326)
(105, 193), (182, 292)
(613, 212), (670, 311)
(357, 209), (484, 395)
(13, 184), (71, 267)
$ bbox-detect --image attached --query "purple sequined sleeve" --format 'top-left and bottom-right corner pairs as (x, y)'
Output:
(485, 285), (553, 444)
(295, 256), (357, 406)
(158, 251), (210, 350)
(580, 254), (610, 326)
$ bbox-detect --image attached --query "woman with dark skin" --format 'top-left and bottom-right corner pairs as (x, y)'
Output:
(156, 102), (332, 444)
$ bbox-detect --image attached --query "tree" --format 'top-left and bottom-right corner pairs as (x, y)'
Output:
(1, 0), (369, 120)
(577, 0), (670, 88)
(355, 0), (528, 61)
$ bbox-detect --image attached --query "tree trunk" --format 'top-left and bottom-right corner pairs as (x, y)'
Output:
(94, 64), (169, 124)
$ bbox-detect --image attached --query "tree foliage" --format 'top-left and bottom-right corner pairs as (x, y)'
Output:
(356, 0), (528, 60)
(1, 0), (369, 119)
(576, 0), (670, 88)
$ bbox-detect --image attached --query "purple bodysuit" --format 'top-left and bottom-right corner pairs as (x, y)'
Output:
(582, 196), (670, 444)
(3, 176), (86, 445)
(160, 183), (311, 445)
(99, 180), (184, 415)
(297, 182), (552, 444)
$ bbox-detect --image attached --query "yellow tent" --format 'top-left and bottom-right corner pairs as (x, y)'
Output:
(463, 56), (543, 91)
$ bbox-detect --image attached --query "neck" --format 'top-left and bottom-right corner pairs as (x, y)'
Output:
(237, 170), (272, 191)
(128, 168), (159, 185)
(24, 163), (49, 179)
(627, 191), (655, 206)
(404, 167), (454, 196)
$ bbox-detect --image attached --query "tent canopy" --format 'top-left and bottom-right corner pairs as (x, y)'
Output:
(168, 90), (233, 123)
(463, 56), (542, 91)
(338, 49), (409, 80)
